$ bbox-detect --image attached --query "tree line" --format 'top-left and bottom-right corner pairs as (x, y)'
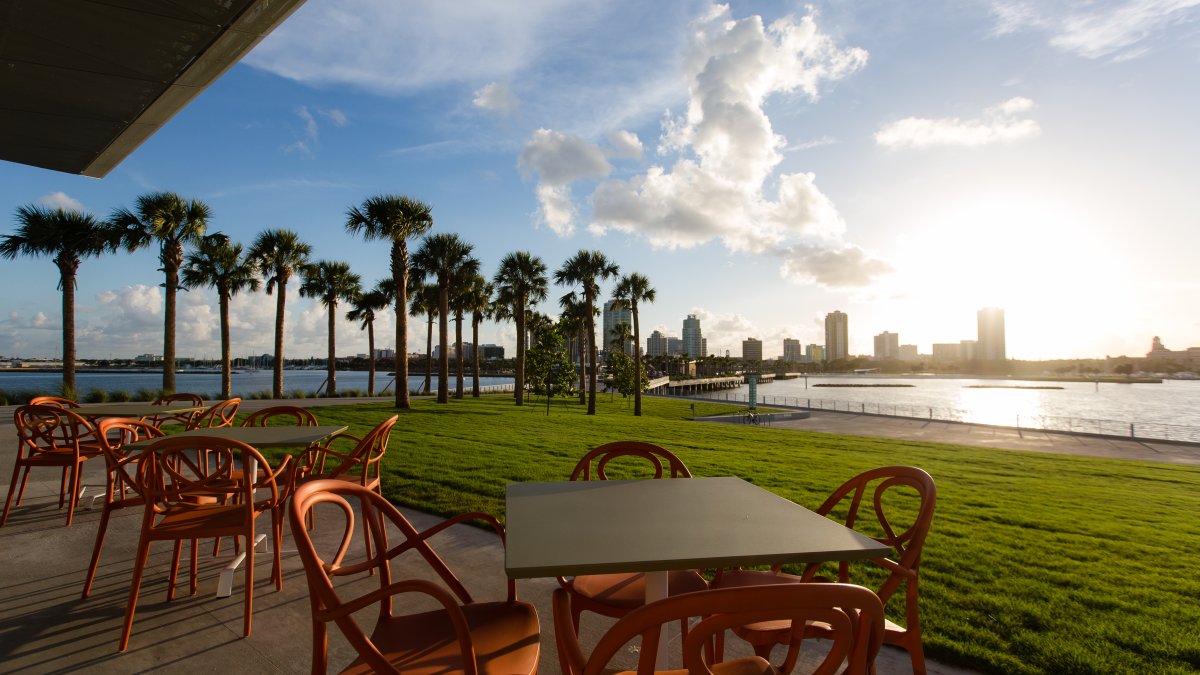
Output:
(1, 192), (656, 415)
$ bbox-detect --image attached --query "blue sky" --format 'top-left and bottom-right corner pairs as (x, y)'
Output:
(2, 0), (1198, 362)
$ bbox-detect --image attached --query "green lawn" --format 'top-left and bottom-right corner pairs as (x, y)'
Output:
(258, 394), (1200, 675)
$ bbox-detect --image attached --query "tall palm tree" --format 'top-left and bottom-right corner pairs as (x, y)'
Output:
(346, 281), (391, 396)
(181, 234), (260, 398)
(1, 205), (119, 394)
(247, 229), (312, 398)
(558, 292), (592, 405)
(448, 256), (482, 399)
(612, 272), (656, 416)
(300, 261), (361, 397)
(460, 274), (493, 398)
(110, 192), (210, 393)
(493, 252), (548, 406)
(411, 233), (477, 404)
(408, 282), (439, 395)
(345, 195), (433, 409)
(554, 250), (619, 415)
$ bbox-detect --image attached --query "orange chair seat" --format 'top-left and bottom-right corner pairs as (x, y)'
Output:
(150, 504), (260, 537)
(18, 445), (102, 465)
(339, 601), (540, 675)
(570, 569), (708, 609)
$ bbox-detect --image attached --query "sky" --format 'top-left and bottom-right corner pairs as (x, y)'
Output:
(1, 0), (1198, 362)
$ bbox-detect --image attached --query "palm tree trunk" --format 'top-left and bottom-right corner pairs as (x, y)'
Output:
(392, 242), (410, 409)
(471, 316), (481, 398)
(577, 331), (586, 405)
(163, 263), (178, 393)
(585, 294), (597, 415)
(633, 301), (643, 416)
(58, 259), (77, 395)
(367, 321), (376, 396)
(219, 290), (232, 398)
(454, 312), (464, 399)
(437, 285), (449, 404)
(515, 298), (526, 406)
(424, 315), (433, 394)
(326, 299), (337, 397)
(272, 281), (287, 399)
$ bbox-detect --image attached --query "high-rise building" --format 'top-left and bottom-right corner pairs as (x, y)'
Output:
(898, 344), (919, 361)
(978, 307), (1006, 362)
(783, 338), (803, 363)
(742, 338), (762, 361)
(960, 339), (978, 361)
(806, 344), (826, 363)
(874, 331), (899, 360)
(701, 337), (708, 357)
(667, 337), (683, 355)
(825, 311), (848, 362)
(646, 330), (668, 357)
(932, 343), (960, 363)
(603, 300), (633, 355)
(682, 314), (703, 359)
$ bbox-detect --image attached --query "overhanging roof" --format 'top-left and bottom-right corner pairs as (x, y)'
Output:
(0, 0), (308, 178)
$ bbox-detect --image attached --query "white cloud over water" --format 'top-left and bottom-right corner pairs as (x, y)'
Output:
(874, 97), (1040, 149)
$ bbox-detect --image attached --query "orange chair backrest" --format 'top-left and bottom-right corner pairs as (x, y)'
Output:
(149, 392), (205, 427)
(570, 441), (691, 481)
(289, 479), (479, 673)
(138, 435), (280, 515)
(29, 395), (78, 408)
(805, 466), (936, 604)
(13, 404), (98, 457)
(241, 405), (318, 428)
(186, 398), (241, 430)
(320, 415), (397, 482)
(95, 417), (164, 502)
(555, 583), (884, 675)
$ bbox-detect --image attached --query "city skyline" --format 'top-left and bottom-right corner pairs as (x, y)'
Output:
(2, 1), (1197, 362)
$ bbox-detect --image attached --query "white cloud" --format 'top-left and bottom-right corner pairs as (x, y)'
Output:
(874, 97), (1041, 149)
(689, 307), (758, 357)
(605, 130), (644, 160)
(582, 5), (884, 288)
(37, 192), (86, 212)
(518, 129), (613, 235)
(473, 82), (520, 114)
(990, 0), (1200, 60)
(284, 105), (347, 156)
(319, 108), (349, 126)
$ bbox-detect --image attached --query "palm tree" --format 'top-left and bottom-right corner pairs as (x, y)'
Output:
(110, 192), (210, 393)
(1, 205), (119, 394)
(345, 195), (433, 409)
(554, 250), (619, 414)
(493, 252), (548, 406)
(247, 229), (312, 398)
(460, 275), (493, 398)
(181, 234), (260, 398)
(346, 281), (391, 396)
(300, 261), (361, 397)
(612, 272), (656, 416)
(448, 258), (482, 399)
(411, 233), (477, 404)
(409, 282), (439, 395)
(558, 293), (593, 405)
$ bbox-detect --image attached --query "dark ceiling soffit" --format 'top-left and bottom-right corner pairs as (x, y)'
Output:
(83, 0), (307, 178)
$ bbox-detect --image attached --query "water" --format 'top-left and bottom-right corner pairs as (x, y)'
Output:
(690, 375), (1200, 441)
(0, 369), (513, 398)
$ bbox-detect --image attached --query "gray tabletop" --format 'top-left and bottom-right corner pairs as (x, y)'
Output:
(75, 402), (206, 417)
(128, 425), (347, 450)
(505, 476), (891, 579)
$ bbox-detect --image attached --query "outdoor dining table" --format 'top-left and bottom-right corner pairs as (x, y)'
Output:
(505, 476), (891, 668)
(127, 425), (347, 597)
(75, 401), (207, 418)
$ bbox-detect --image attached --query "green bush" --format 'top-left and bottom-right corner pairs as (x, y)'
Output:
(134, 388), (160, 402)
(110, 390), (133, 402)
(289, 389), (308, 399)
(83, 389), (109, 403)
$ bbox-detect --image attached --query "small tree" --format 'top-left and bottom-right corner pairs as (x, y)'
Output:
(606, 349), (647, 405)
(525, 323), (576, 415)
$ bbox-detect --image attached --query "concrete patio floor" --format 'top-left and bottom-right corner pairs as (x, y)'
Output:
(0, 401), (976, 674)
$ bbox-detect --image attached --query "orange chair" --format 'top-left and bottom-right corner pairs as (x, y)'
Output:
(185, 397), (241, 430)
(147, 392), (205, 428)
(82, 417), (164, 598)
(553, 583), (884, 675)
(712, 466), (937, 675)
(289, 479), (541, 674)
(118, 435), (291, 651)
(558, 442), (707, 638)
(240, 405), (318, 428)
(2, 404), (103, 527)
(29, 395), (79, 408)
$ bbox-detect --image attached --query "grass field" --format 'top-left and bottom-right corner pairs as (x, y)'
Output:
(256, 394), (1200, 675)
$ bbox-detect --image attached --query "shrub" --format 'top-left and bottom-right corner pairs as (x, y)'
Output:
(135, 388), (160, 402)
(111, 390), (133, 402)
(83, 389), (108, 403)
(289, 389), (308, 399)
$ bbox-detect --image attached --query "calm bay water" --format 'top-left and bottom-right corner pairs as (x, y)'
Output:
(0, 370), (512, 398)
(694, 375), (1200, 431)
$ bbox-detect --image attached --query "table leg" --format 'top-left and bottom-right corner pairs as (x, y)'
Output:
(645, 570), (669, 668)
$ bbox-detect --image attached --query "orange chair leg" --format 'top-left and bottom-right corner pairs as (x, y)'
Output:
(119, 536), (152, 652)
(82, 504), (112, 598)
(59, 467), (68, 508)
(65, 464), (82, 527)
(190, 539), (199, 596)
(15, 466), (31, 505)
(1, 463), (24, 526)
(243, 534), (254, 637)
(167, 540), (182, 601)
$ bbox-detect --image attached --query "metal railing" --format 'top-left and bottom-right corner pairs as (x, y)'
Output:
(682, 392), (1200, 443)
